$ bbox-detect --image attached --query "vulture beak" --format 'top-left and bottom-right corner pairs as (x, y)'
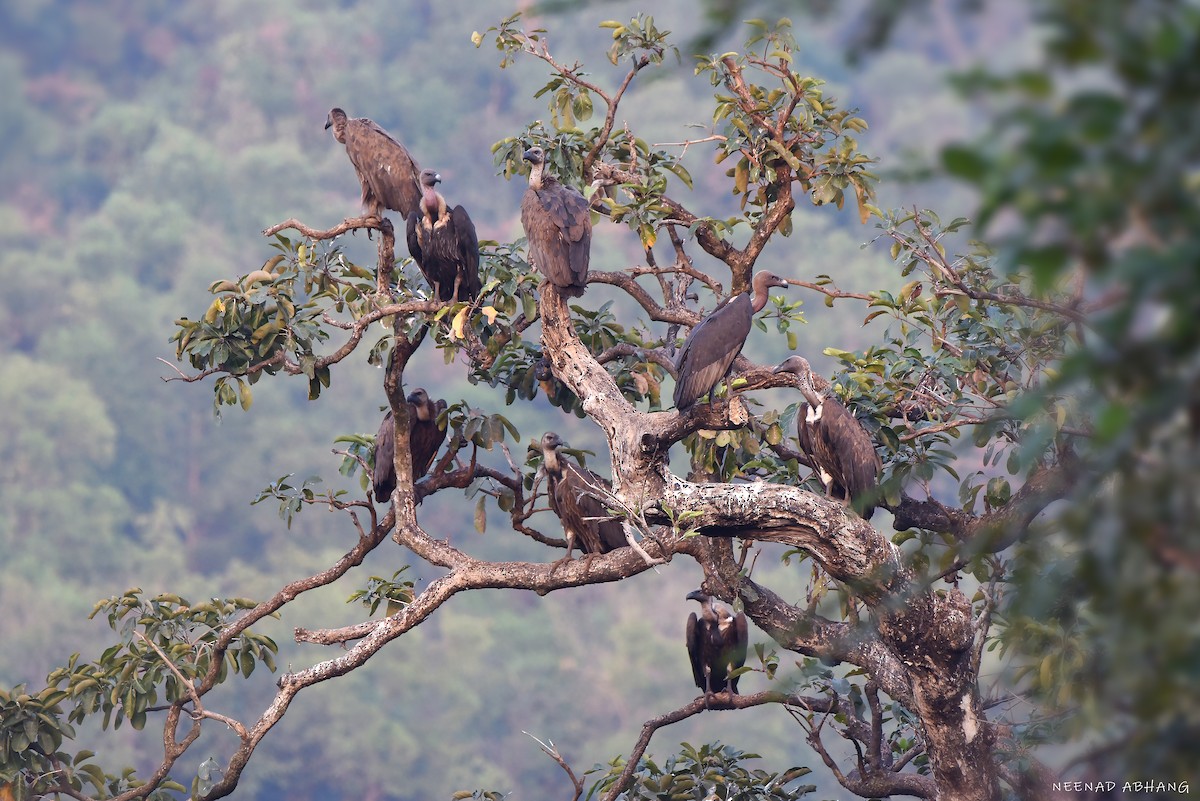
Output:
(686, 589), (707, 603)
(433, 172), (442, 184)
(324, 116), (333, 130)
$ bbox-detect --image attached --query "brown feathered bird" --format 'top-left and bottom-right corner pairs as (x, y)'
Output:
(326, 107), (422, 221)
(372, 388), (447, 504)
(673, 271), (791, 411)
(686, 589), (749, 697)
(538, 432), (625, 564)
(520, 146), (591, 297)
(773, 355), (882, 518)
(405, 169), (481, 301)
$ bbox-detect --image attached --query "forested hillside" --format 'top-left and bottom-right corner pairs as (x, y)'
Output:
(0, 2), (957, 796)
(7, 1), (1194, 799)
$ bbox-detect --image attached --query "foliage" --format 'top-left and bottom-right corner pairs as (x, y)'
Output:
(587, 742), (814, 801)
(4, 1), (1197, 799)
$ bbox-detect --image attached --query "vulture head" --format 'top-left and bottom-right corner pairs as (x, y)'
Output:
(418, 169), (442, 188)
(416, 168), (444, 217)
(324, 107), (349, 143)
(407, 387), (437, 421)
(539, 431), (566, 466)
(773, 355), (823, 411)
(523, 146), (548, 189)
(750, 271), (790, 309)
(774, 354), (814, 388)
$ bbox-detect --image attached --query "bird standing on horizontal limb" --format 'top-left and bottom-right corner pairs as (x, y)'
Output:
(773, 355), (882, 518)
(405, 168), (481, 302)
(686, 589), (749, 704)
(538, 432), (625, 570)
(673, 271), (791, 411)
(326, 107), (422, 223)
(521, 146), (591, 298)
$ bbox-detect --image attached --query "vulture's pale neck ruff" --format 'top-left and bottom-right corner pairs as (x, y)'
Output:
(528, 160), (545, 191)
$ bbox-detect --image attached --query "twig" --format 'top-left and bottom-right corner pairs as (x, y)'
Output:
(262, 216), (381, 240)
(524, 731), (584, 801)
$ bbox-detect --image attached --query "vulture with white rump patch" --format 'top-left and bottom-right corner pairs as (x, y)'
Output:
(773, 355), (882, 518)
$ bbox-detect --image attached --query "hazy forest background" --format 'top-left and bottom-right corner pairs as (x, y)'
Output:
(2, 0), (1197, 798)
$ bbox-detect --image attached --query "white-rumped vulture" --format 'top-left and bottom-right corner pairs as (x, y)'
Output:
(326, 107), (422, 221)
(773, 355), (882, 518)
(686, 589), (749, 696)
(673, 271), (791, 411)
(372, 388), (448, 503)
(538, 432), (625, 562)
(520, 146), (591, 297)
(405, 169), (481, 301)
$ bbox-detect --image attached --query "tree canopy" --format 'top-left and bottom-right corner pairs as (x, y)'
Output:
(2, 2), (1198, 800)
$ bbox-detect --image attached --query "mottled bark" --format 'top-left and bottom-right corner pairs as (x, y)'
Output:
(538, 284), (1002, 800)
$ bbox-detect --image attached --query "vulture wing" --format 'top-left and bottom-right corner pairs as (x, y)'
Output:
(819, 400), (881, 518)
(451, 204), (482, 301)
(727, 611), (749, 693)
(410, 398), (447, 478)
(555, 461), (605, 555)
(564, 464), (624, 553)
(405, 210), (425, 271)
(686, 612), (707, 691)
(673, 293), (752, 410)
(521, 180), (591, 297)
(342, 117), (422, 219)
(372, 410), (396, 504)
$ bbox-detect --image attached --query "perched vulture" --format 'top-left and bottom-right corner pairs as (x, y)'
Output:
(372, 388), (448, 504)
(520, 146), (591, 297)
(673, 271), (791, 411)
(325, 107), (422, 221)
(405, 169), (481, 301)
(773, 355), (882, 518)
(538, 432), (625, 563)
(685, 589), (749, 696)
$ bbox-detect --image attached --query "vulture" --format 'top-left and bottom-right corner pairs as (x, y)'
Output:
(538, 432), (625, 563)
(405, 169), (482, 301)
(325, 107), (422, 221)
(372, 388), (448, 504)
(520, 146), (591, 297)
(773, 355), (882, 518)
(673, 271), (791, 411)
(685, 589), (749, 697)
